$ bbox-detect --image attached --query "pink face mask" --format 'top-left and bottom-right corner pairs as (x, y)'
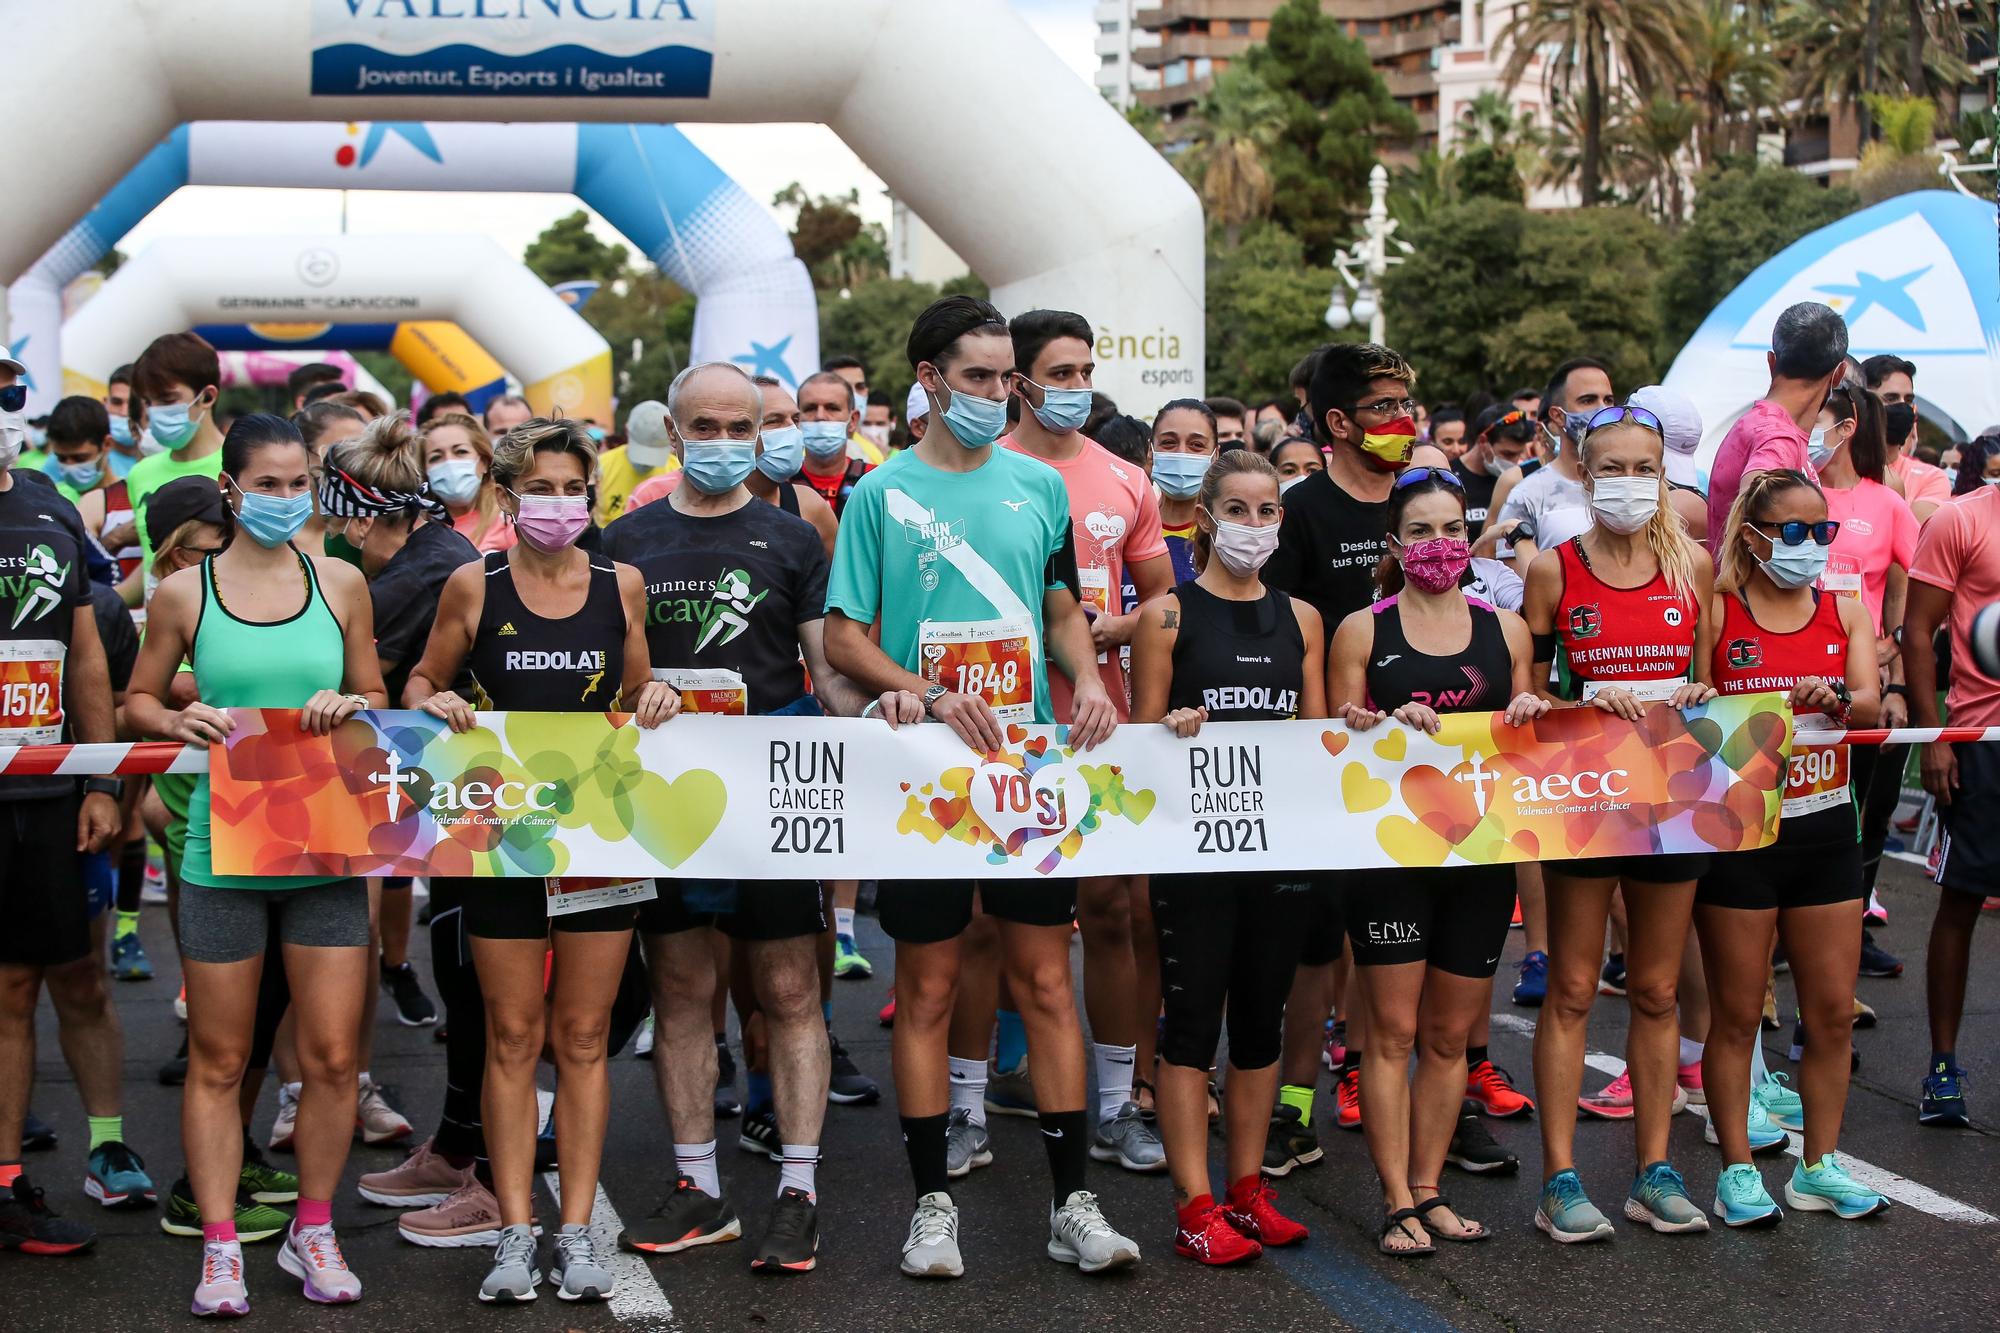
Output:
(1399, 536), (1471, 594)
(510, 492), (589, 552)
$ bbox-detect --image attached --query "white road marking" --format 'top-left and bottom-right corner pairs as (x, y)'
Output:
(1486, 1011), (1995, 1224)
(541, 1172), (678, 1328)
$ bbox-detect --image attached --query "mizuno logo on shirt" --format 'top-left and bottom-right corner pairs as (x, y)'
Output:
(1000, 499), (1028, 511)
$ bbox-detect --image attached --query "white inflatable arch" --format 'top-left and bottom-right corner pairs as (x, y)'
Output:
(64, 234), (617, 424)
(6, 0), (1204, 412)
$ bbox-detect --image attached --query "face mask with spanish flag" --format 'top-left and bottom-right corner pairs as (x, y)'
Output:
(1357, 414), (1418, 471)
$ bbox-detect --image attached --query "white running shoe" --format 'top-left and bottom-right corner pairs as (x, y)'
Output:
(355, 1076), (413, 1146)
(900, 1191), (963, 1278)
(267, 1083), (300, 1153)
(190, 1240), (249, 1317)
(277, 1223), (363, 1304)
(1048, 1190), (1140, 1273)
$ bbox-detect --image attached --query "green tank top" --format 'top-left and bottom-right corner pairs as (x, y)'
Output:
(180, 550), (349, 890)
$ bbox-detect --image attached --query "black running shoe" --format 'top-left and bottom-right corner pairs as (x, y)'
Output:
(380, 962), (438, 1026)
(827, 1031), (879, 1106)
(714, 1039), (741, 1120)
(20, 1111), (56, 1153)
(738, 1110), (781, 1160)
(0, 1174), (96, 1255)
(619, 1175), (742, 1253)
(1259, 1104), (1322, 1178)
(1859, 929), (1903, 978)
(750, 1187), (819, 1273)
(158, 1033), (188, 1087)
(1445, 1102), (1519, 1175)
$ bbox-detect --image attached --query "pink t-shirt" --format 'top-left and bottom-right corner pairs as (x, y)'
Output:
(452, 507), (517, 553)
(1707, 399), (1815, 554)
(1889, 453), (1952, 516)
(1001, 435), (1168, 720)
(1909, 485), (2000, 727)
(1819, 479), (1917, 632)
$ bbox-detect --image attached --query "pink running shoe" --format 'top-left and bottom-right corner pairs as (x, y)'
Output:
(398, 1177), (529, 1249)
(277, 1223), (362, 1304)
(1577, 1070), (1635, 1120)
(191, 1240), (249, 1318)
(357, 1137), (471, 1208)
(1677, 1061), (1706, 1107)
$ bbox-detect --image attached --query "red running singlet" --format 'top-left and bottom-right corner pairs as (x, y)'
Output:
(1551, 537), (1698, 701)
(1710, 589), (1854, 834)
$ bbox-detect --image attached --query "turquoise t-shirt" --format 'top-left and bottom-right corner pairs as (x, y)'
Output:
(826, 447), (1072, 726)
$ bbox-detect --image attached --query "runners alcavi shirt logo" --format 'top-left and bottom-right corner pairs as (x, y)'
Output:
(645, 569), (770, 654)
(696, 567), (768, 653)
(5, 543), (70, 629)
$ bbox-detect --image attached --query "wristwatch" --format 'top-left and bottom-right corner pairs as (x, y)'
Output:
(1883, 684), (1908, 699)
(922, 684), (949, 717)
(1509, 518), (1539, 547)
(84, 777), (125, 800)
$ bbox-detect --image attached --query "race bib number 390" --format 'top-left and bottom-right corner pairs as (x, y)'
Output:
(920, 618), (1035, 721)
(0, 641), (65, 746)
(1784, 718), (1851, 818)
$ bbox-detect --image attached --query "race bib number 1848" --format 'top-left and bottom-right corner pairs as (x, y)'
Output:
(919, 618), (1035, 722)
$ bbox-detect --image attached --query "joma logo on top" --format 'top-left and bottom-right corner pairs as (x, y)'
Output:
(338, 0), (698, 20)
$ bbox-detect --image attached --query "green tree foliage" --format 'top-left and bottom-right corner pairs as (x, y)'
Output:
(1854, 92), (1944, 202)
(817, 273), (990, 417)
(774, 183), (889, 291)
(521, 209), (628, 286)
(1204, 224), (1343, 402)
(1654, 165), (1859, 355)
(1382, 198), (1664, 403)
(1238, 0), (1416, 263)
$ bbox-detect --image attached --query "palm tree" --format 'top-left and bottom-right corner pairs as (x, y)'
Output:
(1779, 0), (1982, 131)
(1499, 0), (1690, 205)
(1679, 0), (1781, 164)
(1180, 67), (1286, 245)
(1615, 93), (1701, 221)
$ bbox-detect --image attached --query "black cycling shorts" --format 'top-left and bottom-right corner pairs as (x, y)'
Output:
(1344, 864), (1515, 978)
(454, 877), (638, 940)
(1551, 851), (1712, 885)
(1295, 875), (1348, 966)
(1151, 873), (1313, 1071)
(0, 796), (88, 968)
(1698, 839), (1862, 912)
(1934, 741), (2000, 898)
(637, 879), (825, 942)
(876, 879), (1077, 945)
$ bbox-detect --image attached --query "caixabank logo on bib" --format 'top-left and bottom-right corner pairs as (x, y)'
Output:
(310, 0), (717, 99)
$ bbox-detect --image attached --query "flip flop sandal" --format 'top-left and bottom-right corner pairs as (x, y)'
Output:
(1412, 1194), (1489, 1243)
(1379, 1207), (1436, 1257)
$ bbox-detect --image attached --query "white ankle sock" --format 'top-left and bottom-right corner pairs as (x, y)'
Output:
(675, 1140), (720, 1196)
(1679, 1038), (1704, 1067)
(947, 1056), (988, 1127)
(834, 907), (856, 938)
(1093, 1043), (1137, 1120)
(778, 1145), (819, 1200)
(1749, 1039), (1770, 1084)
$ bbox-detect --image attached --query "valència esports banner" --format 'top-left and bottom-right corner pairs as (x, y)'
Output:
(209, 698), (1792, 882)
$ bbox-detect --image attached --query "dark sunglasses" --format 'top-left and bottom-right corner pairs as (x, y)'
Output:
(1394, 465), (1463, 490)
(1583, 404), (1663, 436)
(1752, 519), (1840, 547)
(0, 384), (27, 413)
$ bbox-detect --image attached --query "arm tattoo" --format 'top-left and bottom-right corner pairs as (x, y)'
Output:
(1162, 609), (1179, 629)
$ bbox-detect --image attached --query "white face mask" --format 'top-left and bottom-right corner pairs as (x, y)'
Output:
(1588, 475), (1660, 534)
(1209, 518), (1281, 577)
(0, 410), (23, 469)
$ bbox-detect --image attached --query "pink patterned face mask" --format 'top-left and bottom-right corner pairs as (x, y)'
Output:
(1399, 536), (1471, 593)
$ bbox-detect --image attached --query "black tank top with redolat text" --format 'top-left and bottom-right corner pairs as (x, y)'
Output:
(468, 550), (627, 712)
(1167, 580), (1306, 720)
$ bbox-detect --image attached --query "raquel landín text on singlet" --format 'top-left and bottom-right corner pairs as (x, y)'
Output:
(0, 470), (93, 801)
(466, 550), (628, 712)
(827, 447), (1077, 726)
(1550, 537), (1698, 701)
(603, 492), (829, 716)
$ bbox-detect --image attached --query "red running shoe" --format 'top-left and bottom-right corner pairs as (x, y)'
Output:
(877, 987), (895, 1027)
(1510, 896), (1523, 928)
(1173, 1196), (1261, 1266)
(1224, 1176), (1308, 1247)
(1335, 1066), (1363, 1131)
(1465, 1059), (1535, 1118)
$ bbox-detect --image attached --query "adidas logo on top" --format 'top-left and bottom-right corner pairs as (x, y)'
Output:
(497, 622), (518, 636)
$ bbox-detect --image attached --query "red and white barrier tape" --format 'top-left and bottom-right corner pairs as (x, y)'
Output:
(2, 725), (1997, 778)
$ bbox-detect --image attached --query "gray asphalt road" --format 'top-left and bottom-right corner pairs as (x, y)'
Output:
(10, 857), (1998, 1332)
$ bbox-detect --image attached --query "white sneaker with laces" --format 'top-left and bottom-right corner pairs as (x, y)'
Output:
(191, 1240), (249, 1317)
(1048, 1189), (1140, 1273)
(355, 1076), (413, 1145)
(267, 1082), (300, 1153)
(900, 1191), (963, 1278)
(278, 1223), (363, 1304)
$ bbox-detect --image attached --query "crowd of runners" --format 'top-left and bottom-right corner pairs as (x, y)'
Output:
(1, 290), (1994, 1315)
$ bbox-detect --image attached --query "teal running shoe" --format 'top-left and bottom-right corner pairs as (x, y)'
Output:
(833, 934), (873, 980)
(1751, 1072), (1803, 1132)
(1710, 1163), (1782, 1228)
(1704, 1096), (1789, 1155)
(1784, 1154), (1888, 1219)
(1918, 1061), (1969, 1127)
(1625, 1161), (1710, 1233)
(109, 931), (153, 981)
(1534, 1169), (1614, 1244)
(84, 1142), (156, 1209)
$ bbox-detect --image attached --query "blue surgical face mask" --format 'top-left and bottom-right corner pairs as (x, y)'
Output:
(427, 457), (483, 504)
(935, 384), (1008, 449)
(231, 482), (314, 549)
(52, 458), (103, 491)
(1754, 530), (1831, 591)
(1153, 450), (1211, 500)
(149, 396), (205, 448)
(1807, 423), (1846, 471)
(757, 426), (805, 482)
(108, 414), (134, 448)
(800, 420), (849, 461)
(682, 441), (757, 494)
(1023, 380), (1092, 434)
